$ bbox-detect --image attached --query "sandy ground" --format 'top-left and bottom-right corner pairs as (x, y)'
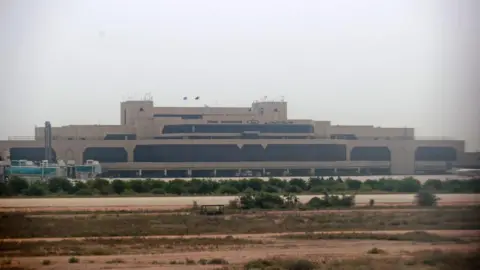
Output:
(5, 230), (479, 270)
(1, 193), (479, 212)
(3, 230), (479, 243)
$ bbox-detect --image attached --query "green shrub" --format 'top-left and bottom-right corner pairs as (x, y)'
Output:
(415, 190), (440, 206)
(239, 192), (286, 209)
(68, 257), (79, 263)
(2, 176), (479, 197)
(111, 179), (126, 194)
(47, 177), (73, 193)
(75, 188), (93, 196)
(151, 188), (165, 195)
(306, 192), (355, 209)
(7, 176), (29, 195)
(24, 183), (48, 196)
(369, 199), (375, 207)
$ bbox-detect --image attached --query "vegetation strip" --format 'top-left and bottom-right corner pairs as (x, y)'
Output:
(242, 249), (480, 270)
(2, 176), (478, 197)
(0, 236), (263, 257)
(277, 231), (467, 243)
(1, 207), (478, 238)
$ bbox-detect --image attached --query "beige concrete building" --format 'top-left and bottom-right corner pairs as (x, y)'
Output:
(0, 99), (467, 177)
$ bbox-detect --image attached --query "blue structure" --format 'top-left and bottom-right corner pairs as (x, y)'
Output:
(4, 160), (102, 180)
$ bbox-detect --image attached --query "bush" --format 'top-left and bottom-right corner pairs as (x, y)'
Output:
(217, 185), (239, 195)
(68, 257), (79, 263)
(415, 190), (440, 206)
(367, 247), (386, 254)
(129, 179), (148, 193)
(24, 183), (48, 196)
(151, 188), (165, 195)
(7, 176), (29, 195)
(111, 179), (126, 194)
(207, 258), (229, 265)
(47, 177), (73, 193)
(306, 192), (356, 209)
(2, 176), (478, 197)
(369, 199), (375, 207)
(0, 182), (10, 196)
(122, 189), (137, 195)
(244, 258), (316, 270)
(239, 192), (287, 209)
(71, 180), (88, 193)
(75, 188), (93, 196)
(345, 179), (362, 190)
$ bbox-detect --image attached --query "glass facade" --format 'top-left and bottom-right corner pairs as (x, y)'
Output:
(350, 146), (391, 161)
(133, 144), (346, 162)
(83, 147), (128, 163)
(415, 146), (457, 161)
(9, 147), (57, 161)
(162, 124), (314, 134)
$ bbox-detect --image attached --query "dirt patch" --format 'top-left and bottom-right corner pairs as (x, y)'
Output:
(2, 207), (479, 239)
(0, 193), (478, 213)
(0, 236), (264, 257)
(7, 239), (478, 270)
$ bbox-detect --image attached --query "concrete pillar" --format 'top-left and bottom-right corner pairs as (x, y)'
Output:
(262, 168), (266, 176)
(164, 169), (167, 176)
(213, 169), (217, 177)
(187, 169), (192, 177)
(389, 142), (415, 175)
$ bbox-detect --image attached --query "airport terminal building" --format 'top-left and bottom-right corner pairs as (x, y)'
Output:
(0, 98), (467, 177)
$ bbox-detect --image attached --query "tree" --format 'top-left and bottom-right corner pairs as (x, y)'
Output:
(415, 190), (439, 206)
(289, 178), (308, 191)
(345, 179), (362, 190)
(90, 178), (112, 195)
(217, 185), (239, 195)
(111, 179), (126, 194)
(129, 180), (147, 193)
(90, 178), (110, 191)
(7, 176), (29, 195)
(247, 178), (264, 191)
(25, 183), (48, 196)
(0, 182), (9, 196)
(47, 177), (73, 193)
(397, 177), (421, 192)
(308, 177), (325, 189)
(423, 179), (443, 191)
(71, 181), (88, 193)
(268, 178), (286, 189)
(166, 179), (187, 195)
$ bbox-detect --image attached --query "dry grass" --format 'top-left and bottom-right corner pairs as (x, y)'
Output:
(0, 236), (263, 257)
(0, 207), (478, 238)
(242, 249), (480, 270)
(278, 231), (467, 243)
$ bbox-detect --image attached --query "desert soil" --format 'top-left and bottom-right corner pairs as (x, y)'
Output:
(5, 230), (479, 270)
(1, 193), (479, 212)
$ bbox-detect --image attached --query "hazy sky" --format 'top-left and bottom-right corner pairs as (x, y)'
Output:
(0, 0), (478, 151)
